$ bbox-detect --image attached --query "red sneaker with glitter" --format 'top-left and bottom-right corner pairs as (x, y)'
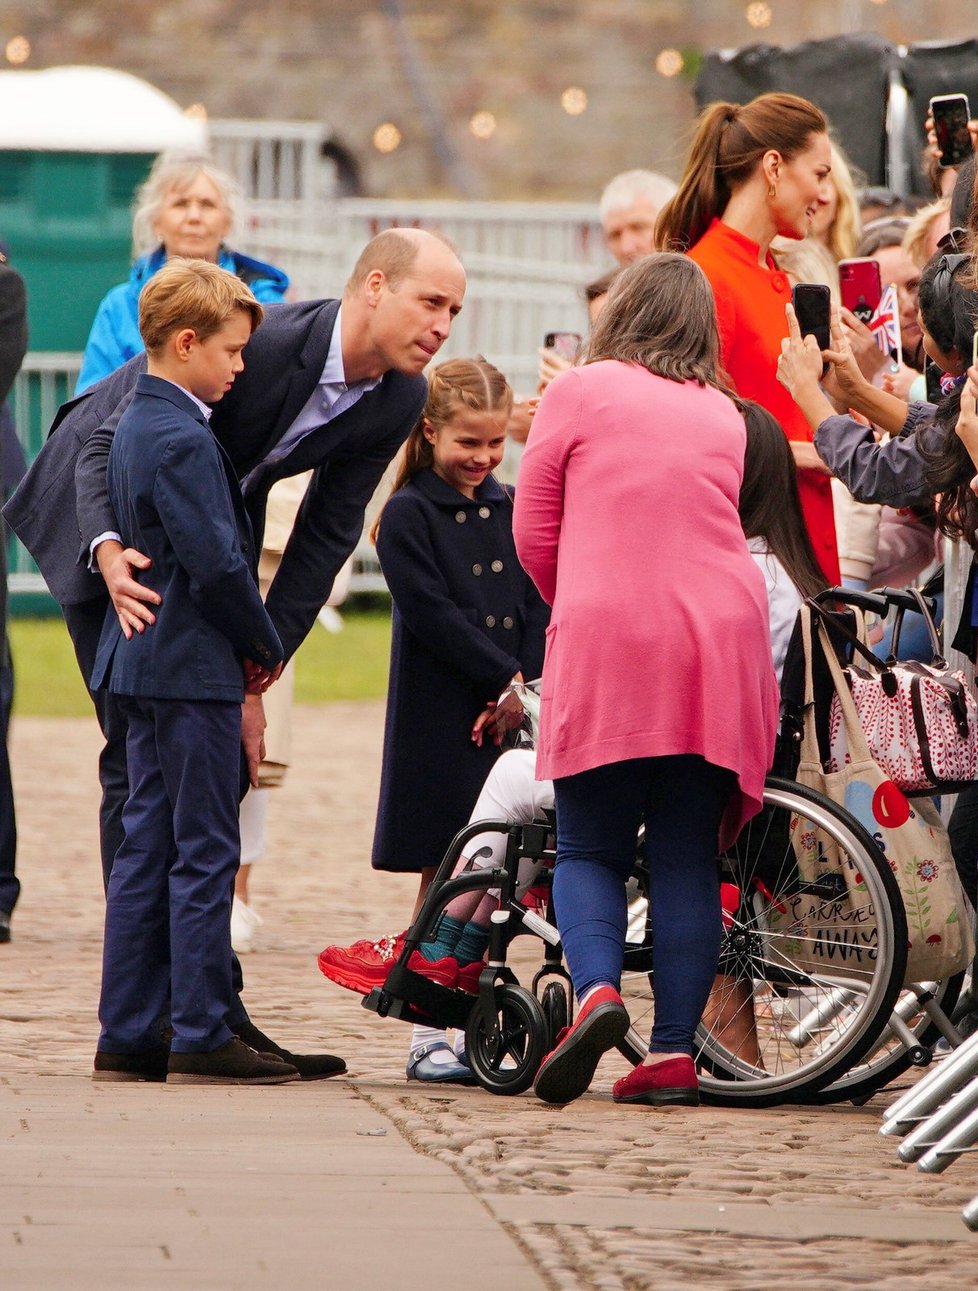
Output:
(317, 933), (458, 994)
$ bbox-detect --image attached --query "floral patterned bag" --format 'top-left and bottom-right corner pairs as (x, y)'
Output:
(786, 608), (975, 984)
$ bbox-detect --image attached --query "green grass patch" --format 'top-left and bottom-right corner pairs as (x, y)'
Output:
(9, 608), (392, 717)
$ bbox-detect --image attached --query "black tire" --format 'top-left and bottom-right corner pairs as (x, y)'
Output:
(619, 778), (908, 1107)
(809, 972), (964, 1104)
(465, 984), (549, 1096)
(540, 981), (570, 1047)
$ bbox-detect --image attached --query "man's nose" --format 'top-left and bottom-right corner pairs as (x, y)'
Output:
(432, 310), (452, 341)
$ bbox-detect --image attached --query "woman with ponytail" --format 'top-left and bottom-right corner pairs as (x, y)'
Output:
(658, 93), (841, 582)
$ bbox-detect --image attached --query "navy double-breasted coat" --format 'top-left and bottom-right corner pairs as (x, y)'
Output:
(372, 468), (549, 873)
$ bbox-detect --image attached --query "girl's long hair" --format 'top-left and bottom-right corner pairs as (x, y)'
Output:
(656, 92), (828, 253)
(919, 249), (978, 546)
(738, 400), (828, 600)
(370, 357), (512, 542)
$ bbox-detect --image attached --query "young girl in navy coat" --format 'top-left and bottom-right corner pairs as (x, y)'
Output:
(320, 357), (549, 1081)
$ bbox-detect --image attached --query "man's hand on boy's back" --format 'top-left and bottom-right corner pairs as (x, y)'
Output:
(96, 538), (160, 640)
(244, 658), (283, 694)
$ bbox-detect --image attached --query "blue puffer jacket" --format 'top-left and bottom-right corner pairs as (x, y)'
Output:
(75, 245), (290, 394)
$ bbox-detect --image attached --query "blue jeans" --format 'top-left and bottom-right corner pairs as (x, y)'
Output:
(552, 754), (735, 1056)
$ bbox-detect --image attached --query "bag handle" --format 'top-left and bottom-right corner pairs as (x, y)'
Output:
(810, 613), (877, 765)
(880, 585), (945, 666)
(804, 598), (895, 680)
(798, 606), (875, 769)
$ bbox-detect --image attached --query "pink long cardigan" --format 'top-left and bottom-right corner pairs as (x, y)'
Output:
(513, 360), (779, 850)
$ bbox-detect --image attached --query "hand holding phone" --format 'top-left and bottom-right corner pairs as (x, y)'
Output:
(931, 94), (973, 169)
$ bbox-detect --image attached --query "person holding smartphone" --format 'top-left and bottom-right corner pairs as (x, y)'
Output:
(657, 92), (840, 582)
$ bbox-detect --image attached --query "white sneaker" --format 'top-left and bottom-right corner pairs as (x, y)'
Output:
(231, 898), (263, 953)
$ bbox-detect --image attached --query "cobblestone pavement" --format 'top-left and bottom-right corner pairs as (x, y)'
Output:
(5, 702), (978, 1290)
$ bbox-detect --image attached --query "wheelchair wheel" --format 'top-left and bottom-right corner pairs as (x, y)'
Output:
(619, 777), (908, 1107)
(540, 981), (570, 1047)
(809, 973), (964, 1105)
(465, 983), (549, 1096)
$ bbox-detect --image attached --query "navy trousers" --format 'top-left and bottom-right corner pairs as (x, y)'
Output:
(65, 598), (248, 1023)
(98, 697), (241, 1054)
(552, 754), (735, 1056)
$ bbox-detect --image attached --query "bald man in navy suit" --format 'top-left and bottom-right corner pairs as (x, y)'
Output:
(4, 229), (466, 1073)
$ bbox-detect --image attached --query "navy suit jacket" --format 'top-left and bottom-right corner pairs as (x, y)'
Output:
(3, 299), (427, 660)
(89, 376), (282, 701)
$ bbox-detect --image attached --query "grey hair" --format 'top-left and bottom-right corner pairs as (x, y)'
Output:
(599, 169), (677, 223)
(131, 152), (240, 257)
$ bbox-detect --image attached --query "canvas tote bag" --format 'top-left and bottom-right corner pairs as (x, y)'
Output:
(776, 607), (974, 984)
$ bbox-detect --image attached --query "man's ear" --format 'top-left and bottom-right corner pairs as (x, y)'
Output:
(364, 269), (386, 307)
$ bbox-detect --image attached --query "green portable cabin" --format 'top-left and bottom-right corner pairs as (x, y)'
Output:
(0, 66), (206, 612)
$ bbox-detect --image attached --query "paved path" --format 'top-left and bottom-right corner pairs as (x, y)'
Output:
(3, 702), (977, 1290)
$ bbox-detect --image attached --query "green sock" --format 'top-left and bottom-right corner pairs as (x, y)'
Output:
(454, 921), (490, 965)
(417, 914), (466, 963)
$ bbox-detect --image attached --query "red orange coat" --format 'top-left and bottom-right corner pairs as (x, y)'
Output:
(688, 218), (841, 584)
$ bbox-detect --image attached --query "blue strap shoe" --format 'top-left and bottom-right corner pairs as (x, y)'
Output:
(406, 1041), (476, 1085)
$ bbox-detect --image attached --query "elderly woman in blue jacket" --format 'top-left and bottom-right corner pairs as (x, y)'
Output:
(76, 151), (289, 394)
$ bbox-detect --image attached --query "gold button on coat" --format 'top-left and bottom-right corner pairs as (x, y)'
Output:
(472, 563), (483, 576)
(502, 616), (514, 629)
(479, 506), (491, 518)
(485, 615), (496, 627)
(491, 559), (503, 573)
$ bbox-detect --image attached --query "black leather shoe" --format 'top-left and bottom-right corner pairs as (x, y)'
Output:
(93, 1043), (170, 1082)
(232, 1020), (347, 1080)
(0, 910), (10, 944)
(167, 1037), (299, 1085)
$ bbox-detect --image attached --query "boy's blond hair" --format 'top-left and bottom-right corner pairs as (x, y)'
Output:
(138, 257), (263, 355)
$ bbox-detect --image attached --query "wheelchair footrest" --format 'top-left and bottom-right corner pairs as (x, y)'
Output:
(362, 969), (474, 1030)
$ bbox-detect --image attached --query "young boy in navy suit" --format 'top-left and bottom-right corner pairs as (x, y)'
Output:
(90, 259), (295, 1085)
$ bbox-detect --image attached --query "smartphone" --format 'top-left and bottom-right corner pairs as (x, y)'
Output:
(931, 93), (972, 169)
(544, 331), (582, 361)
(791, 283), (831, 351)
(839, 258), (882, 325)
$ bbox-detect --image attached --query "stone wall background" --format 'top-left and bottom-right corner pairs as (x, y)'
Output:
(0, 0), (970, 199)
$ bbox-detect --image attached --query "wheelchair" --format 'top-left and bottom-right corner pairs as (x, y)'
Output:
(362, 773), (910, 1104)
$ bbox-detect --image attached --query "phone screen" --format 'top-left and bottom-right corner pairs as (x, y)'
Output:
(792, 284), (831, 351)
(932, 94), (972, 169)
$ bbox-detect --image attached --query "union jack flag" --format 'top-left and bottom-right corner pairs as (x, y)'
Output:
(868, 282), (901, 364)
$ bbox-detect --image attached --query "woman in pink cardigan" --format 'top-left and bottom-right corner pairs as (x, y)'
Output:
(513, 253), (779, 1108)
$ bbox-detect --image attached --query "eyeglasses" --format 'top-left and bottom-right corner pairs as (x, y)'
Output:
(936, 226), (971, 254)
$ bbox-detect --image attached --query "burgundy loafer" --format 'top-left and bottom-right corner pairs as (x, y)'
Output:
(612, 1054), (699, 1106)
(533, 985), (629, 1105)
